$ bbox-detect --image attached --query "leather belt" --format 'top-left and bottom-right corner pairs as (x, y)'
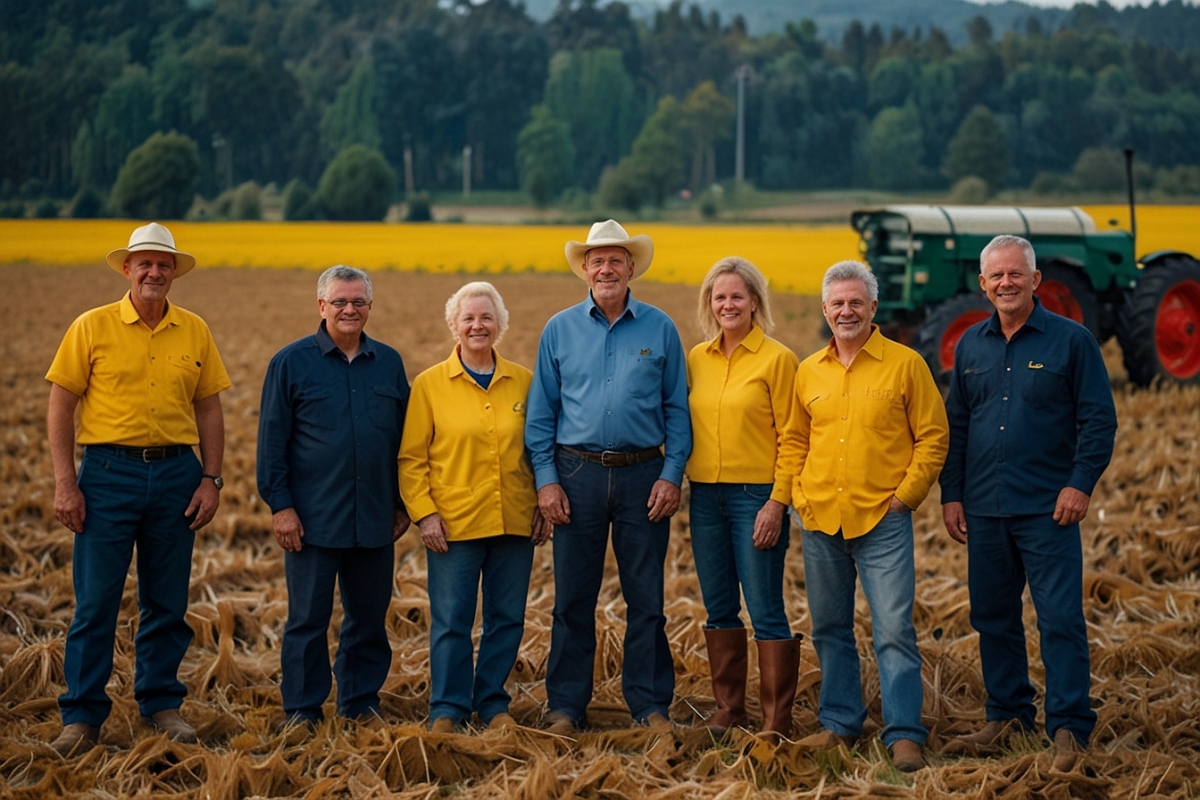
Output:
(558, 445), (662, 468)
(91, 444), (190, 462)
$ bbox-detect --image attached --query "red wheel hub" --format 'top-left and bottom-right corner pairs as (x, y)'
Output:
(1036, 280), (1084, 323)
(940, 310), (991, 372)
(1156, 280), (1200, 380)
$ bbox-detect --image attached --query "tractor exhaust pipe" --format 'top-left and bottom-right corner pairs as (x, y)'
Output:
(1124, 147), (1137, 253)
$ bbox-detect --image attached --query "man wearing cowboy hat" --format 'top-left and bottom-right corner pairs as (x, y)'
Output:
(46, 222), (230, 755)
(526, 219), (692, 735)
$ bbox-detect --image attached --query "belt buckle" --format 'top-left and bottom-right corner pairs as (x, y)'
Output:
(600, 450), (620, 467)
(142, 447), (165, 462)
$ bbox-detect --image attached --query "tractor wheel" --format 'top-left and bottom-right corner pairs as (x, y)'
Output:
(917, 293), (994, 385)
(1036, 262), (1102, 340)
(1116, 256), (1200, 386)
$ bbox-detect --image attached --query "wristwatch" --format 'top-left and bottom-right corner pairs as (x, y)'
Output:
(202, 474), (224, 490)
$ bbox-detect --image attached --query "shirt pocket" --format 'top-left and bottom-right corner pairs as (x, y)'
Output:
(369, 385), (405, 431)
(1020, 362), (1070, 408)
(294, 387), (340, 430)
(861, 390), (906, 433)
(626, 350), (664, 398)
(169, 357), (202, 400)
(959, 363), (996, 408)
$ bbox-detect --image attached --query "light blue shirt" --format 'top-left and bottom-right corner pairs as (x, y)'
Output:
(525, 291), (692, 488)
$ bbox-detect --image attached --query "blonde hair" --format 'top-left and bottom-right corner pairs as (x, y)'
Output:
(444, 281), (510, 345)
(697, 256), (774, 338)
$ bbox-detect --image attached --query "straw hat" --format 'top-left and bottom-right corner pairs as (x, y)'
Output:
(106, 222), (196, 277)
(564, 219), (654, 280)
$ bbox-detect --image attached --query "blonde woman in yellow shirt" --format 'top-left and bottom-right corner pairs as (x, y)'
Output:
(686, 257), (800, 740)
(399, 282), (550, 733)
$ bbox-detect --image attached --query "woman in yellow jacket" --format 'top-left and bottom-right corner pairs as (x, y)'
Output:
(686, 257), (800, 740)
(400, 281), (550, 732)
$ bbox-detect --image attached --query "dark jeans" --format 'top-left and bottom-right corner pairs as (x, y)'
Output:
(282, 542), (395, 722)
(59, 447), (200, 726)
(546, 449), (674, 724)
(967, 513), (1095, 744)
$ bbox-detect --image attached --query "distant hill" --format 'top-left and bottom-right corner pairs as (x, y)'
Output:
(520, 0), (1199, 49)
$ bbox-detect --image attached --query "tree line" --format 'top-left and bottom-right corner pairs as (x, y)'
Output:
(2, 0), (1199, 219)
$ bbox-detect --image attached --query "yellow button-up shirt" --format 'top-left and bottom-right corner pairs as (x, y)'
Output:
(45, 292), (231, 446)
(785, 327), (948, 539)
(399, 348), (538, 541)
(686, 325), (798, 503)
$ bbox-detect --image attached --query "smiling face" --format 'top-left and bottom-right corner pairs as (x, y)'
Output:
(980, 244), (1041, 319)
(318, 278), (372, 341)
(710, 272), (756, 340)
(123, 250), (176, 307)
(584, 246), (635, 311)
(821, 278), (878, 348)
(454, 294), (499, 357)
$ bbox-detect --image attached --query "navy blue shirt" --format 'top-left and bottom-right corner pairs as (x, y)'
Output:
(940, 298), (1117, 517)
(257, 322), (409, 548)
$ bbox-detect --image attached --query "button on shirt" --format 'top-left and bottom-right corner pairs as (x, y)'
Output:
(686, 325), (798, 503)
(257, 322), (409, 549)
(400, 348), (538, 541)
(939, 299), (1117, 517)
(525, 292), (692, 488)
(46, 292), (231, 446)
(785, 327), (949, 539)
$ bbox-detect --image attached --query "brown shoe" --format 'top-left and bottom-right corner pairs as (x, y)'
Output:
(700, 627), (749, 735)
(756, 636), (802, 740)
(891, 738), (926, 772)
(642, 712), (672, 732)
(543, 711), (578, 738)
(146, 709), (197, 743)
(428, 717), (455, 734)
(487, 713), (517, 730)
(50, 723), (100, 757)
(1051, 728), (1082, 772)
(796, 728), (857, 751)
(944, 719), (1020, 756)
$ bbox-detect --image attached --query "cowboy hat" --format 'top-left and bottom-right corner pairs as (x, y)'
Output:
(564, 219), (654, 280)
(106, 222), (196, 277)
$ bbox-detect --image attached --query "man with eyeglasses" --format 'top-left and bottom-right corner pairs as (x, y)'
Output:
(257, 265), (411, 727)
(46, 222), (230, 755)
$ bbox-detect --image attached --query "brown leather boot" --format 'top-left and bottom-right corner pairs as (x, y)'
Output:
(756, 635), (802, 741)
(1051, 728), (1082, 772)
(700, 627), (749, 735)
(50, 723), (100, 757)
(943, 719), (1021, 756)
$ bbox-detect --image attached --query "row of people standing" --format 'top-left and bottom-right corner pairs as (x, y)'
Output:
(46, 221), (1116, 780)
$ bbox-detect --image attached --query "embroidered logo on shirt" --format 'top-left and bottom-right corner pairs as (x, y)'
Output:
(641, 349), (652, 356)
(1028, 361), (1044, 369)
(513, 401), (525, 413)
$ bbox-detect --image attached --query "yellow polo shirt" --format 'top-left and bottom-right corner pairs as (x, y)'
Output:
(45, 292), (231, 446)
(400, 348), (538, 541)
(685, 325), (798, 503)
(786, 326), (948, 539)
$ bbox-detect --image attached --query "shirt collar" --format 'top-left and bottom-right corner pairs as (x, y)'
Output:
(587, 289), (637, 323)
(705, 324), (764, 355)
(985, 296), (1046, 337)
(819, 324), (884, 363)
(119, 291), (177, 328)
(316, 319), (375, 357)
(449, 346), (510, 380)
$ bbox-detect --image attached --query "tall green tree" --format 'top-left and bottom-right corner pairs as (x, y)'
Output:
(869, 103), (926, 190)
(73, 65), (157, 190)
(680, 81), (735, 191)
(516, 105), (575, 207)
(944, 104), (1010, 192)
(110, 131), (199, 219)
(627, 95), (687, 206)
(320, 61), (381, 160)
(317, 144), (395, 221)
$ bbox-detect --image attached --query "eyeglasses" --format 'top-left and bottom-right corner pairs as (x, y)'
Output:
(325, 298), (372, 309)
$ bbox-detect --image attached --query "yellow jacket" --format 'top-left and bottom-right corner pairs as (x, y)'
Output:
(399, 348), (537, 541)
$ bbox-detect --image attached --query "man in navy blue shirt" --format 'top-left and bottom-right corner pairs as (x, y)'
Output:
(940, 235), (1117, 772)
(526, 220), (692, 736)
(257, 265), (410, 726)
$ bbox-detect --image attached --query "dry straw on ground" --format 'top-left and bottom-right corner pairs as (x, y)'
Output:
(1, 264), (1198, 799)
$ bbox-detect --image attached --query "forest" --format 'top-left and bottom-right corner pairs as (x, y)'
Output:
(3, 0), (1200, 218)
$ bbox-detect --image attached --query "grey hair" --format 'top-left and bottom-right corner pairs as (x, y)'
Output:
(980, 235), (1037, 274)
(445, 281), (510, 345)
(822, 260), (879, 303)
(318, 265), (373, 300)
(697, 256), (775, 338)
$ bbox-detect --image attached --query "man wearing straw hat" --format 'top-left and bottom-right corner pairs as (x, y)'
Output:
(526, 219), (692, 736)
(46, 222), (230, 755)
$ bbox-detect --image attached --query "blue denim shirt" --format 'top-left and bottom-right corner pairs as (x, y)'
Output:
(940, 298), (1117, 517)
(525, 291), (692, 488)
(257, 322), (410, 548)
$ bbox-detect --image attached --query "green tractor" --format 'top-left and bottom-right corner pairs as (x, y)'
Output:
(850, 197), (1200, 388)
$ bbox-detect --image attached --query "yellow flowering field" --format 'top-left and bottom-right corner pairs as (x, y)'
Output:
(2, 204), (1196, 297)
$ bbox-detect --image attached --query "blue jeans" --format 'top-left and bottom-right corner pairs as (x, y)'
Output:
(59, 447), (200, 726)
(426, 534), (534, 724)
(802, 509), (926, 746)
(689, 482), (791, 640)
(282, 542), (395, 722)
(546, 449), (674, 724)
(966, 514), (1095, 745)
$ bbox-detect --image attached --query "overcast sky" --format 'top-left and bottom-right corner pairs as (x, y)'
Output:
(968, 0), (1150, 6)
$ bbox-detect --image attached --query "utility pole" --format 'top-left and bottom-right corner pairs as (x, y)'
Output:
(463, 145), (472, 197)
(734, 63), (752, 189)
